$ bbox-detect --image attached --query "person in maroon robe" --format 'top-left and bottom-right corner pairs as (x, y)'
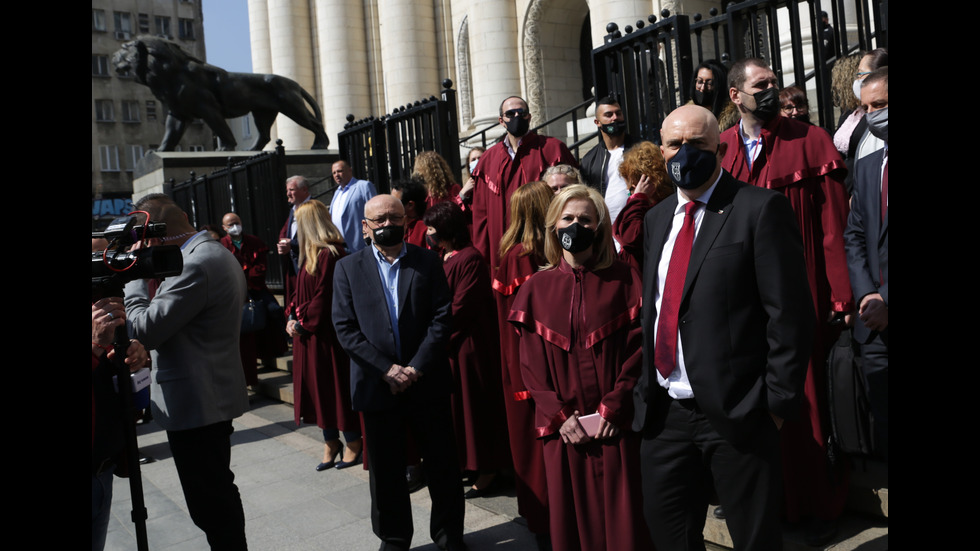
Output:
(613, 141), (674, 273)
(422, 201), (510, 500)
(221, 212), (288, 386)
(490, 180), (553, 545)
(392, 178), (433, 250)
(508, 185), (652, 551)
(285, 200), (363, 471)
(722, 58), (854, 543)
(471, 96), (577, 271)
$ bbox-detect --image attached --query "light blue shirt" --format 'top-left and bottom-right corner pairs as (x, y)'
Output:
(373, 243), (408, 355)
(330, 178), (377, 253)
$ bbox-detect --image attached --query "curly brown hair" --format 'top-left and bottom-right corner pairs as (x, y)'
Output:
(618, 141), (673, 203)
(412, 150), (457, 200)
(831, 53), (863, 112)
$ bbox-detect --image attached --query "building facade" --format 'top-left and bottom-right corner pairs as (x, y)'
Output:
(92, 0), (212, 224)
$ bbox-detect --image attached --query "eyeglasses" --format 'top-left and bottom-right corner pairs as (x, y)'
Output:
(856, 71), (872, 79)
(695, 78), (713, 89)
(780, 104), (808, 113)
(503, 108), (529, 119)
(365, 214), (405, 225)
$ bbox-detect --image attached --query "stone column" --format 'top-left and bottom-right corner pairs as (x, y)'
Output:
(466, 0), (521, 130)
(266, 0), (318, 150)
(247, 0), (276, 148)
(313, 0), (371, 142)
(376, 0), (439, 111)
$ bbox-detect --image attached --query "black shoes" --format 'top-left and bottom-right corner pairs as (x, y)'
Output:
(406, 465), (426, 493)
(712, 506), (726, 519)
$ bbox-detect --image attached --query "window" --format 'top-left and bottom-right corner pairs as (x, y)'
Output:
(128, 145), (144, 171)
(155, 16), (171, 38)
(146, 101), (157, 121)
(100, 146), (120, 172)
(92, 55), (109, 77)
(93, 9), (106, 32)
(178, 18), (195, 40)
(114, 11), (133, 40)
(189, 145), (205, 152)
(95, 100), (114, 122)
(138, 13), (149, 34)
(122, 101), (140, 122)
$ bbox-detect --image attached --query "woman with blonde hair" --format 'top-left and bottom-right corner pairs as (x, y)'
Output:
(614, 141), (674, 271)
(286, 200), (363, 471)
(490, 180), (554, 545)
(508, 185), (652, 551)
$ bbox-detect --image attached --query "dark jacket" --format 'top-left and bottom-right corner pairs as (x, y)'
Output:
(580, 133), (637, 196)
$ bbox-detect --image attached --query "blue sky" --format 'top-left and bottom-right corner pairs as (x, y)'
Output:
(202, 1), (252, 73)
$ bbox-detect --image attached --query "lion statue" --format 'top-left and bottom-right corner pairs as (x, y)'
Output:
(112, 36), (330, 152)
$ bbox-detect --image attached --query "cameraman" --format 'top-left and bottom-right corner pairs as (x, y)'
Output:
(92, 297), (147, 551)
(123, 194), (249, 549)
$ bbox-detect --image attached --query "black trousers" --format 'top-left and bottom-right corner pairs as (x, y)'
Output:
(167, 420), (248, 550)
(640, 396), (783, 551)
(361, 393), (464, 551)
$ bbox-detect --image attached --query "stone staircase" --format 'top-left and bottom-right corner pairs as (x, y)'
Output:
(250, 354), (888, 550)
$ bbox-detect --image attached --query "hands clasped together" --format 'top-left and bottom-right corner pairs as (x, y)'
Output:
(558, 410), (620, 445)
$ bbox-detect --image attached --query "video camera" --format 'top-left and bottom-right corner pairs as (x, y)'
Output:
(92, 214), (183, 299)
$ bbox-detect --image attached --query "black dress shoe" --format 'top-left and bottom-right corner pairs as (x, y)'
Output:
(315, 461), (335, 471)
(712, 506), (726, 519)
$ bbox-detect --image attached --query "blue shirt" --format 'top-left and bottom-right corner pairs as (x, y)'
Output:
(330, 178), (377, 253)
(372, 243), (408, 355)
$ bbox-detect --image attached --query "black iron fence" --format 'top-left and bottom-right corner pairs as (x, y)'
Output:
(592, 0), (888, 140)
(168, 142), (290, 291)
(338, 79), (461, 194)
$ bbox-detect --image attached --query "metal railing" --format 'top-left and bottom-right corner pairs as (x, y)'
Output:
(592, 0), (888, 136)
(168, 141), (289, 291)
(339, 79), (461, 194)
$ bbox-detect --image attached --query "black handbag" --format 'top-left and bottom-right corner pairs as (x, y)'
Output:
(826, 329), (874, 457)
(241, 297), (267, 333)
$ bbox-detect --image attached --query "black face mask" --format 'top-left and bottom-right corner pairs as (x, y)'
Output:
(667, 143), (719, 190)
(748, 87), (781, 123)
(600, 120), (627, 137)
(505, 115), (530, 138)
(557, 223), (595, 254)
(425, 233), (440, 250)
(692, 88), (715, 108)
(372, 225), (404, 247)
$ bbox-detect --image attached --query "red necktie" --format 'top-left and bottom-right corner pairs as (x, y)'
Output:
(880, 153), (888, 222)
(655, 201), (700, 379)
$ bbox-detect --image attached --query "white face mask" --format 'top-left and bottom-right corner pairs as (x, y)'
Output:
(469, 159), (479, 174)
(852, 79), (863, 103)
(226, 224), (242, 237)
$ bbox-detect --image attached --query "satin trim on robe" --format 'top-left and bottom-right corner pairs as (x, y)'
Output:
(491, 272), (534, 296)
(513, 390), (531, 401)
(584, 300), (642, 349)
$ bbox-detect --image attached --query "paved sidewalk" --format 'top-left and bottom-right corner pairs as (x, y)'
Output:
(105, 395), (536, 551)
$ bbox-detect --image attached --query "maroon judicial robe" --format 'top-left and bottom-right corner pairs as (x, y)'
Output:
(509, 258), (652, 551)
(290, 248), (359, 433)
(491, 243), (549, 533)
(442, 246), (510, 472)
(721, 115), (854, 522)
(404, 217), (429, 249)
(221, 234), (287, 386)
(612, 192), (656, 273)
(471, 132), (577, 270)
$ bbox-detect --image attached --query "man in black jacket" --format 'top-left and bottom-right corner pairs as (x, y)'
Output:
(580, 97), (636, 230)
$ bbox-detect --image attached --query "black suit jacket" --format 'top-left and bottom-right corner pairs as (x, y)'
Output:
(844, 148), (888, 344)
(332, 243), (453, 412)
(632, 171), (815, 449)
